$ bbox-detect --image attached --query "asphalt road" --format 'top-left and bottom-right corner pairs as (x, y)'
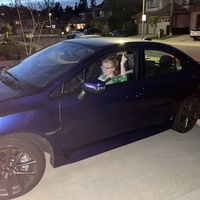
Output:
(156, 34), (200, 61)
(15, 121), (200, 200)
(176, 45), (200, 62)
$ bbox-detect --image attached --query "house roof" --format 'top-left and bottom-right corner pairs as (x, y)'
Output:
(69, 15), (82, 24)
(79, 8), (92, 15)
(132, 3), (190, 20)
(92, 0), (110, 11)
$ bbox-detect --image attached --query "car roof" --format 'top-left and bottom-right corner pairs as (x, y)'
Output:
(64, 37), (151, 47)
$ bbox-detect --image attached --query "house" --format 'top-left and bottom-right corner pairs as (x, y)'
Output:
(190, 2), (200, 28)
(0, 6), (47, 35)
(78, 1), (111, 33)
(79, 1), (111, 22)
(132, 0), (200, 35)
(67, 15), (85, 32)
(0, 6), (18, 34)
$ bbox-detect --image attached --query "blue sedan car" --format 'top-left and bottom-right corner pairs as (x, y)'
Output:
(1, 38), (200, 199)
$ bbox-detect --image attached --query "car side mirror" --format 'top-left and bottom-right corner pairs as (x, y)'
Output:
(78, 79), (105, 100)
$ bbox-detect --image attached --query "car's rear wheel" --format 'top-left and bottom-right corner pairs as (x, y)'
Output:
(173, 97), (200, 133)
(0, 134), (46, 199)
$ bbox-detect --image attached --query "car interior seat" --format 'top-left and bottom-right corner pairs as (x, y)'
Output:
(154, 55), (174, 75)
(145, 60), (156, 77)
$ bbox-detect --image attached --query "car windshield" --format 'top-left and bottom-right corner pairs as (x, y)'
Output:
(6, 42), (97, 88)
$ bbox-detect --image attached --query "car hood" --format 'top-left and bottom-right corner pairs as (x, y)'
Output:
(0, 80), (21, 101)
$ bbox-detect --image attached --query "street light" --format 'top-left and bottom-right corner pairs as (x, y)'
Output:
(49, 13), (52, 34)
(142, 0), (146, 39)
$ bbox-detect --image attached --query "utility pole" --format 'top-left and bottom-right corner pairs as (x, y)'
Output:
(170, 0), (174, 36)
(49, 13), (52, 34)
(142, 0), (146, 39)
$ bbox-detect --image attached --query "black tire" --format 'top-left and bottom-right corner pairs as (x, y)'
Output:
(0, 134), (46, 199)
(173, 97), (200, 133)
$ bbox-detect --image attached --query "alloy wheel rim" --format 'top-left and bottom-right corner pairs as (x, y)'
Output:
(0, 145), (38, 197)
(180, 99), (199, 131)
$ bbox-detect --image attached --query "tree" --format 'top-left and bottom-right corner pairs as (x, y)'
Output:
(65, 5), (74, 14)
(38, 0), (55, 11)
(147, 16), (158, 36)
(106, 0), (142, 30)
(91, 0), (96, 7)
(107, 16), (121, 31)
(75, 0), (88, 15)
(90, 19), (104, 31)
(50, 2), (63, 18)
(1, 24), (12, 40)
(12, 0), (45, 55)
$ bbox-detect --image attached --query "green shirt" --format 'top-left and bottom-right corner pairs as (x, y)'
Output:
(98, 74), (127, 85)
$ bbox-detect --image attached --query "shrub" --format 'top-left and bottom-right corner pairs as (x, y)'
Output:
(0, 39), (36, 60)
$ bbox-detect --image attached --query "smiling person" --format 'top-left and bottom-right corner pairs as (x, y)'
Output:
(98, 54), (127, 85)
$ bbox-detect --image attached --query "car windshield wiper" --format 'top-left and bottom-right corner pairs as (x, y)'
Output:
(6, 71), (20, 82)
(0, 71), (21, 90)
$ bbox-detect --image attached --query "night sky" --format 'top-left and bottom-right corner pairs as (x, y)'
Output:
(0, 0), (102, 8)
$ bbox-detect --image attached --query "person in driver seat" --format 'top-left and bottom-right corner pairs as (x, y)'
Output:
(98, 54), (127, 85)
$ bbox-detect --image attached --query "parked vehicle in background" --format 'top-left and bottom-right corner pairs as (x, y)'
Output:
(22, 31), (34, 42)
(75, 34), (101, 39)
(112, 28), (138, 37)
(1, 37), (200, 199)
(66, 31), (84, 39)
(84, 28), (100, 35)
(190, 26), (200, 40)
(25, 32), (34, 39)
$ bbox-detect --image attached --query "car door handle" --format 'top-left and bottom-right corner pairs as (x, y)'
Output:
(175, 79), (188, 87)
(135, 92), (143, 98)
(127, 91), (143, 98)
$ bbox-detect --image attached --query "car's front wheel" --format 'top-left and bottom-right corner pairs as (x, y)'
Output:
(173, 97), (200, 133)
(0, 134), (46, 199)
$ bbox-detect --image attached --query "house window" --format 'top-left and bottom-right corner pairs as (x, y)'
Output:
(148, 0), (158, 8)
(81, 14), (85, 20)
(93, 10), (103, 18)
(182, 0), (193, 5)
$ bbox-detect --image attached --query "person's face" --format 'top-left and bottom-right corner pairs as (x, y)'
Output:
(101, 62), (115, 77)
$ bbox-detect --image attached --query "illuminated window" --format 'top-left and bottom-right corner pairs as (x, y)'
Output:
(148, 0), (158, 8)
(94, 11), (103, 18)
(182, 0), (193, 5)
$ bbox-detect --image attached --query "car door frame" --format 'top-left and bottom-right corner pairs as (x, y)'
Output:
(57, 45), (147, 151)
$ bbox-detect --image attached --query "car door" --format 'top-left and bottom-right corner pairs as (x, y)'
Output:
(58, 53), (145, 150)
(59, 80), (144, 150)
(141, 48), (192, 127)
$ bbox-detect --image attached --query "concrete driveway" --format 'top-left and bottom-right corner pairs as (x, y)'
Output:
(15, 121), (200, 200)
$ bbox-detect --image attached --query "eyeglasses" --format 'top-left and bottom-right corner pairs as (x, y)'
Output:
(100, 66), (114, 70)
